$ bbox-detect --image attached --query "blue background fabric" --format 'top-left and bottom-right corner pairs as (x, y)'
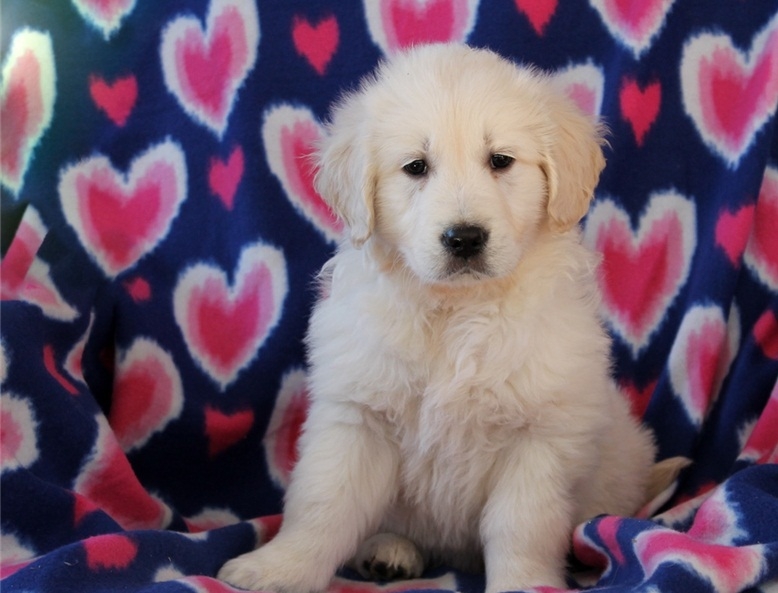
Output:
(1, 1), (777, 592)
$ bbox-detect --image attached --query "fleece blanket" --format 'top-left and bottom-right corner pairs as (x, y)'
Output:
(1, 1), (777, 592)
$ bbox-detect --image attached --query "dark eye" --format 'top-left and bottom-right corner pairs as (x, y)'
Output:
(490, 154), (514, 170)
(403, 159), (428, 176)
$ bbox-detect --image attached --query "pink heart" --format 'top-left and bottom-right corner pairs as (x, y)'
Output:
(740, 381), (777, 464)
(365, 0), (478, 54)
(715, 204), (755, 266)
(205, 405), (255, 457)
(514, 0), (558, 35)
(620, 378), (657, 419)
(669, 306), (735, 427)
(74, 417), (170, 529)
(71, 0), (136, 39)
(160, 0), (259, 136)
(681, 17), (778, 165)
(109, 338), (183, 452)
(635, 526), (763, 593)
(89, 74), (137, 126)
(292, 15), (339, 75)
(688, 487), (746, 545)
(264, 369), (310, 487)
(745, 166), (778, 290)
(17, 262), (79, 321)
(83, 534), (138, 571)
(0, 393), (39, 472)
(620, 77), (661, 146)
(753, 310), (778, 362)
(0, 207), (79, 321)
(59, 139), (187, 277)
(553, 62), (605, 117)
(173, 242), (288, 390)
(584, 192), (696, 355)
(0, 30), (55, 195)
(0, 207), (46, 299)
(262, 104), (344, 242)
(123, 276), (152, 302)
(208, 145), (244, 209)
(589, 0), (675, 57)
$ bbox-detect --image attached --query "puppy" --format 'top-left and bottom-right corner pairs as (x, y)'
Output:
(219, 44), (668, 593)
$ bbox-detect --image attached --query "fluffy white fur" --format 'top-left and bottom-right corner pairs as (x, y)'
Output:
(219, 44), (660, 593)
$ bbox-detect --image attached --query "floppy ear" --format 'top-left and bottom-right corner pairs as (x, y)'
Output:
(541, 97), (607, 232)
(314, 93), (377, 247)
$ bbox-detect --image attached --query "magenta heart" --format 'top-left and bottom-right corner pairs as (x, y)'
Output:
(59, 140), (187, 277)
(292, 15), (339, 75)
(173, 242), (288, 390)
(83, 534), (138, 571)
(365, 0), (478, 54)
(514, 0), (557, 35)
(715, 204), (755, 266)
(681, 17), (778, 165)
(205, 406), (255, 457)
(89, 74), (137, 126)
(620, 77), (661, 146)
(620, 379), (657, 420)
(262, 104), (344, 242)
(160, 0), (259, 136)
(110, 338), (183, 452)
(0, 30), (55, 195)
(744, 166), (778, 290)
(584, 192), (696, 355)
(208, 146), (244, 209)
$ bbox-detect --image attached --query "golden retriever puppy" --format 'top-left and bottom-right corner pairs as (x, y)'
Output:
(219, 44), (662, 593)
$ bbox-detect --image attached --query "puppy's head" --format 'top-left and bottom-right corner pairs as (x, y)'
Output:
(315, 44), (605, 285)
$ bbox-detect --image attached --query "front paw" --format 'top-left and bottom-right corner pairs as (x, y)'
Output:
(218, 543), (331, 593)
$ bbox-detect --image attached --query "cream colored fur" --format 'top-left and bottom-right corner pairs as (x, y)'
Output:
(219, 44), (658, 593)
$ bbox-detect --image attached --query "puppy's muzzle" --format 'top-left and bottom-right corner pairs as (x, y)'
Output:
(441, 224), (489, 259)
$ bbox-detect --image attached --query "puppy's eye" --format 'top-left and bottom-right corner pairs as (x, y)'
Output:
(403, 159), (428, 176)
(490, 154), (514, 170)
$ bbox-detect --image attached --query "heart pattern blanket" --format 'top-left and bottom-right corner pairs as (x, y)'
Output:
(1, 1), (777, 593)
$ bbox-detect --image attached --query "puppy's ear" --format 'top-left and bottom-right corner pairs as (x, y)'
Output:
(315, 94), (377, 247)
(541, 97), (606, 233)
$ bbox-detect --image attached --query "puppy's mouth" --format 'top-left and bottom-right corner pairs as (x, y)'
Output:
(440, 257), (492, 282)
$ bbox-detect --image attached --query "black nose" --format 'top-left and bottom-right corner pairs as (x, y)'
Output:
(441, 225), (489, 259)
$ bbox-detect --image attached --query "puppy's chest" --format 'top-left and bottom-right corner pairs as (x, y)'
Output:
(391, 304), (532, 422)
(380, 305), (531, 467)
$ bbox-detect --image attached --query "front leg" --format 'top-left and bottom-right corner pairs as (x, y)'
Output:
(481, 435), (586, 593)
(219, 402), (398, 593)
